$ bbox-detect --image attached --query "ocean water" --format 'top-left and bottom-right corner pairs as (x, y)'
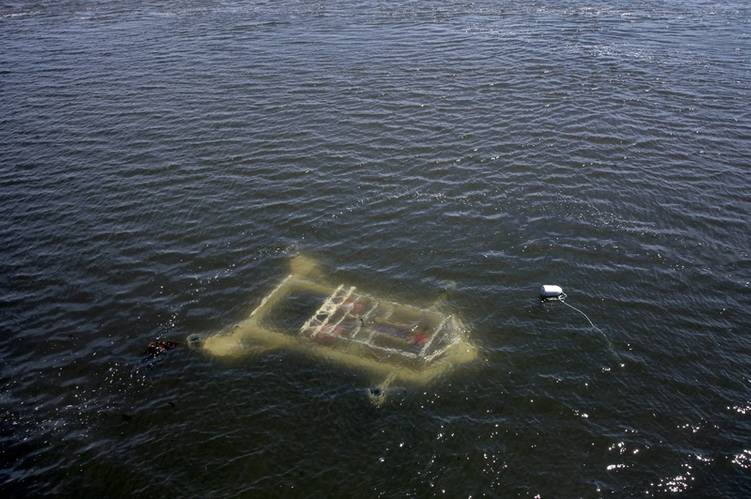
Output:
(1, 0), (750, 496)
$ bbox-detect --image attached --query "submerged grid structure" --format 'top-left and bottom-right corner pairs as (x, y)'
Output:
(296, 281), (460, 363)
(197, 260), (477, 384)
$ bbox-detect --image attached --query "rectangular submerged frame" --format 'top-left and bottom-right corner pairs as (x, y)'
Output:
(298, 283), (459, 362)
(201, 272), (477, 384)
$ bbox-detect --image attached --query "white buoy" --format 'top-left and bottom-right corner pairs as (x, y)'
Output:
(539, 284), (564, 300)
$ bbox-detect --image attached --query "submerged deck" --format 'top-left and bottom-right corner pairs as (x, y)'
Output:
(197, 261), (476, 384)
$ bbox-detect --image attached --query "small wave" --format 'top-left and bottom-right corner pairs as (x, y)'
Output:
(0, 10), (41, 19)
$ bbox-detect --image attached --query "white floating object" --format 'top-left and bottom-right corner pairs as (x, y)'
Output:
(539, 285), (564, 299)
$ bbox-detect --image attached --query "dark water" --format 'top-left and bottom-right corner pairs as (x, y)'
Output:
(2, 0), (750, 496)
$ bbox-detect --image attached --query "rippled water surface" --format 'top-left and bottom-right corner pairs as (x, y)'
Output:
(2, 0), (751, 496)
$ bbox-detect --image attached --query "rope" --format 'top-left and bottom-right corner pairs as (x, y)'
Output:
(546, 295), (623, 367)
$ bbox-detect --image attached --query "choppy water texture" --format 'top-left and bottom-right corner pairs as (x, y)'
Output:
(2, 0), (750, 496)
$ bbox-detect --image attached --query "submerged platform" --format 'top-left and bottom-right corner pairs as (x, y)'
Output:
(193, 257), (477, 384)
